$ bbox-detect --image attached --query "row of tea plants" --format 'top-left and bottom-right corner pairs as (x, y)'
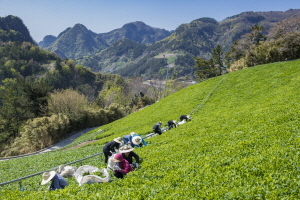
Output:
(1, 60), (300, 199)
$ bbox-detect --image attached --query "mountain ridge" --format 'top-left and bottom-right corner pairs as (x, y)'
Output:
(5, 9), (300, 80)
(39, 21), (172, 58)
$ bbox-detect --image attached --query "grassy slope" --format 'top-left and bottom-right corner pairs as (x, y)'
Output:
(1, 60), (300, 199)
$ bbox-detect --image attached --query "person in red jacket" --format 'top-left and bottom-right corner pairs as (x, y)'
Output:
(113, 153), (133, 179)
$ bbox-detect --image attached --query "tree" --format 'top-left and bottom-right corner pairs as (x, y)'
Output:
(194, 57), (217, 81)
(47, 88), (88, 116)
(249, 24), (266, 45)
(211, 45), (225, 75)
(0, 78), (34, 138)
(17, 77), (52, 117)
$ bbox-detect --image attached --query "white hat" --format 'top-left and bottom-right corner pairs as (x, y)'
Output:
(113, 137), (122, 143)
(119, 144), (134, 153)
(130, 132), (136, 136)
(41, 171), (56, 185)
(132, 136), (142, 145)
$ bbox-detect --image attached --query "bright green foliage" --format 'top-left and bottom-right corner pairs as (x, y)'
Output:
(1, 60), (300, 199)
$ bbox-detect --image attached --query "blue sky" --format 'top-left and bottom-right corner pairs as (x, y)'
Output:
(1, 0), (299, 42)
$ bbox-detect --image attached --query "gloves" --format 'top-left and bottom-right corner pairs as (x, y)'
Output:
(130, 163), (139, 168)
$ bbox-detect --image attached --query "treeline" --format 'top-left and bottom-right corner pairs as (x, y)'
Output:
(194, 15), (300, 80)
(226, 15), (300, 71)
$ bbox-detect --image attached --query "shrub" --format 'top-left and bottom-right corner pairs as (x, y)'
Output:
(2, 114), (69, 156)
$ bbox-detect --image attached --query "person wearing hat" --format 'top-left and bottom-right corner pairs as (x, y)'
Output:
(167, 120), (178, 130)
(41, 171), (68, 190)
(119, 144), (140, 168)
(122, 133), (133, 146)
(130, 132), (147, 147)
(180, 115), (192, 122)
(153, 122), (163, 135)
(112, 153), (133, 179)
(103, 137), (122, 163)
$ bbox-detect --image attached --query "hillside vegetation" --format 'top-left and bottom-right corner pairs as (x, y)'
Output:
(1, 59), (300, 198)
(76, 9), (300, 80)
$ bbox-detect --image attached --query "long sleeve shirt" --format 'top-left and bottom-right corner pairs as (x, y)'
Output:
(50, 174), (68, 190)
(115, 160), (133, 175)
(153, 123), (161, 132)
(122, 135), (132, 145)
(103, 141), (120, 153)
(122, 151), (140, 164)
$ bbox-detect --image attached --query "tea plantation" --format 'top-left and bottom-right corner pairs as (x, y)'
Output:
(1, 60), (300, 199)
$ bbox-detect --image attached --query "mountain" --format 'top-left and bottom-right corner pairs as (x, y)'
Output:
(78, 38), (147, 73)
(43, 24), (109, 58)
(100, 21), (172, 45)
(38, 35), (56, 48)
(0, 15), (35, 43)
(78, 9), (300, 80)
(40, 21), (172, 59)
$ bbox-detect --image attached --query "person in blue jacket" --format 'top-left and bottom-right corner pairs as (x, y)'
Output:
(130, 132), (147, 147)
(122, 134), (133, 146)
(41, 171), (68, 190)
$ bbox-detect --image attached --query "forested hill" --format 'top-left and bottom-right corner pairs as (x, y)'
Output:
(0, 15), (35, 43)
(0, 38), (131, 157)
(75, 9), (300, 79)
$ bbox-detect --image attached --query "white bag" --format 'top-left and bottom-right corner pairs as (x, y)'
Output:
(57, 164), (77, 178)
(74, 165), (110, 186)
(178, 120), (186, 125)
(107, 154), (117, 171)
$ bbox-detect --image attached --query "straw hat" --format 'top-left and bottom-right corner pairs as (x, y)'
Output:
(119, 144), (134, 153)
(113, 137), (122, 143)
(132, 136), (142, 145)
(41, 171), (56, 185)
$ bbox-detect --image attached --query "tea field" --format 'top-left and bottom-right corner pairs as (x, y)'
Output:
(1, 60), (300, 199)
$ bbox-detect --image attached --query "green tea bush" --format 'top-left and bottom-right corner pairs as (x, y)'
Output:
(1, 60), (300, 199)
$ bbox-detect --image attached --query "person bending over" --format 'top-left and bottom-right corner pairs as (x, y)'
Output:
(113, 153), (133, 179)
(179, 115), (192, 122)
(119, 144), (140, 168)
(153, 122), (163, 135)
(102, 137), (122, 163)
(41, 171), (68, 191)
(167, 120), (178, 129)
